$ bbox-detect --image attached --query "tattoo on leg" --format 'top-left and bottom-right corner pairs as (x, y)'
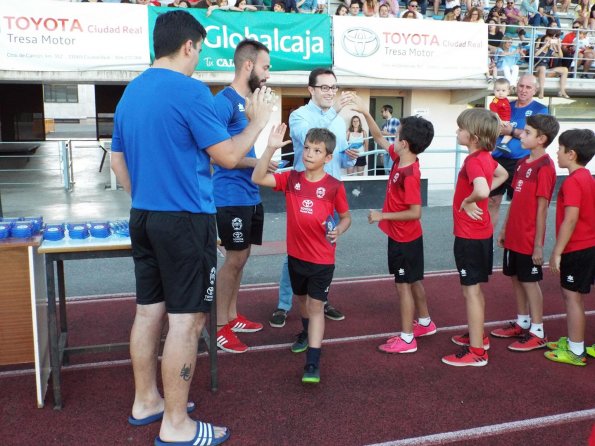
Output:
(180, 363), (192, 381)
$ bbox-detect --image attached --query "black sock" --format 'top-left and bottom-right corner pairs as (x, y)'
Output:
(301, 317), (309, 333)
(306, 347), (321, 367)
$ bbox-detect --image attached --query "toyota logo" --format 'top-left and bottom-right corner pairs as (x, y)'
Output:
(302, 199), (314, 208)
(342, 28), (380, 57)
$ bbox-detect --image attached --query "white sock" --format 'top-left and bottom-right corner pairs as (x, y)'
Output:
(401, 332), (414, 343)
(530, 323), (544, 338)
(418, 317), (431, 327)
(568, 339), (585, 356)
(516, 315), (531, 329)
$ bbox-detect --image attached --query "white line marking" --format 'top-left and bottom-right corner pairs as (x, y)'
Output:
(2, 311), (593, 379)
(364, 409), (595, 446)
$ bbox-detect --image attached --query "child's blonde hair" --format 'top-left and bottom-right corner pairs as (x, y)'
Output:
(456, 108), (501, 152)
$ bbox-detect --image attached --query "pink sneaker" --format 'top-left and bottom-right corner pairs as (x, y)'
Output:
(378, 336), (418, 354)
(413, 320), (437, 337)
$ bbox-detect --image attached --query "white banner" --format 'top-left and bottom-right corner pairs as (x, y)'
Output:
(333, 17), (487, 80)
(0, 1), (150, 71)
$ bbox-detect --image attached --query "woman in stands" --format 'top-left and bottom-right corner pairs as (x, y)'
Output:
(464, 7), (485, 22)
(346, 116), (369, 176)
(363, 0), (380, 16)
(534, 31), (570, 99)
(335, 3), (348, 14)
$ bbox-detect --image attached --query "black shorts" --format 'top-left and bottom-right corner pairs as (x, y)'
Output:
(490, 157), (519, 200)
(288, 256), (335, 301)
(129, 209), (217, 314)
(216, 204), (264, 251)
(560, 247), (595, 294)
(388, 236), (424, 284)
(503, 249), (543, 282)
(454, 236), (493, 286)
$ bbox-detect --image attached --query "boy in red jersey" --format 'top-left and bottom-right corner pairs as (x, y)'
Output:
(354, 101), (437, 354)
(444, 109), (509, 367)
(492, 114), (559, 352)
(253, 125), (351, 383)
(544, 129), (595, 366)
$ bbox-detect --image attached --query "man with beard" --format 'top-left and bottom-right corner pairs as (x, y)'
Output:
(212, 39), (273, 353)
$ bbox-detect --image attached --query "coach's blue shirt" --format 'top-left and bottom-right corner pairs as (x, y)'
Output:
(212, 87), (261, 207)
(112, 68), (229, 213)
(494, 99), (548, 160)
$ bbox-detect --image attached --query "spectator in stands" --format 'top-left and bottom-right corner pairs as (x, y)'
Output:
(363, 0), (380, 16)
(464, 7), (484, 22)
(505, 1), (529, 27)
(417, 0), (428, 16)
(560, 21), (583, 69)
(444, 0), (461, 15)
(538, 0), (560, 27)
(236, 0), (259, 11)
(194, 0), (216, 8)
(349, 1), (362, 15)
(380, 0), (399, 16)
(335, 3), (348, 14)
(297, 0), (317, 13)
(573, 29), (595, 78)
(488, 19), (505, 53)
(443, 5), (462, 20)
(378, 3), (393, 16)
(402, 9), (418, 18)
(466, 0), (485, 16)
(400, 0), (424, 18)
(274, 1), (287, 11)
(590, 3), (595, 29)
(487, 0), (507, 23)
(520, 0), (546, 26)
(576, 0), (592, 28)
(558, 0), (571, 13)
(534, 32), (570, 99)
(495, 36), (522, 86)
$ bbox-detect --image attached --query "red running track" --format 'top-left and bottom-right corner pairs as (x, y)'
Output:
(1, 269), (594, 445)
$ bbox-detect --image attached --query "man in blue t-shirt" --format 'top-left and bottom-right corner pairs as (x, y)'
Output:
(110, 11), (272, 446)
(488, 74), (548, 229)
(212, 39), (273, 354)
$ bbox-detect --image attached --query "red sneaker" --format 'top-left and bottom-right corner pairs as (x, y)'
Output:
(451, 332), (490, 350)
(216, 325), (248, 353)
(442, 347), (488, 367)
(229, 314), (263, 333)
(490, 322), (526, 338)
(508, 332), (548, 352)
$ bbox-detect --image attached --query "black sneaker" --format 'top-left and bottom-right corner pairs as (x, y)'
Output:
(302, 364), (320, 384)
(291, 331), (308, 353)
(269, 308), (287, 328)
(324, 304), (345, 321)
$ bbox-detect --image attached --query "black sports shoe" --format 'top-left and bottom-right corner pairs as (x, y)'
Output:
(291, 331), (308, 353)
(269, 309), (287, 328)
(324, 304), (345, 321)
(302, 364), (320, 383)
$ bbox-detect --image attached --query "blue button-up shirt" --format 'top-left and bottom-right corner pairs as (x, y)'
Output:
(289, 100), (349, 180)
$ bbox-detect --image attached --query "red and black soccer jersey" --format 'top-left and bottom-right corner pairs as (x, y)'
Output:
(555, 167), (595, 254)
(453, 149), (498, 240)
(504, 154), (556, 255)
(274, 170), (349, 265)
(379, 145), (423, 243)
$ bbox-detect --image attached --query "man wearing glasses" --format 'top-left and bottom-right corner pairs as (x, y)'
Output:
(400, 0), (424, 18)
(269, 68), (358, 333)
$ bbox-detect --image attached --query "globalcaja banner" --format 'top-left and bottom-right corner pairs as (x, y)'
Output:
(147, 8), (331, 71)
(0, 1), (150, 71)
(333, 16), (487, 80)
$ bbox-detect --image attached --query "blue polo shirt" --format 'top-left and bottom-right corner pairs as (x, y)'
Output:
(494, 99), (548, 160)
(212, 87), (260, 207)
(112, 68), (230, 213)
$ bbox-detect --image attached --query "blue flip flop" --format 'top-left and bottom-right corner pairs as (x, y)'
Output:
(128, 401), (196, 426)
(154, 420), (230, 446)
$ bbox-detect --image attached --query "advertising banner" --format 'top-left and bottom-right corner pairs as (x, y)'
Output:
(0, 1), (150, 71)
(148, 8), (331, 71)
(333, 17), (487, 80)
